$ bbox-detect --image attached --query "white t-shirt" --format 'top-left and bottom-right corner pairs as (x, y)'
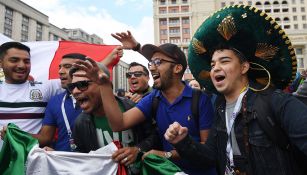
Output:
(0, 79), (63, 149)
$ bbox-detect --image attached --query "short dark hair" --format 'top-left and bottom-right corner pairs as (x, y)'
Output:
(128, 62), (149, 76)
(62, 53), (86, 60)
(209, 43), (248, 63)
(0, 42), (30, 59)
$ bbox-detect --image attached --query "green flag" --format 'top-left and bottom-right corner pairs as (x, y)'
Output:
(0, 123), (38, 175)
(141, 154), (187, 175)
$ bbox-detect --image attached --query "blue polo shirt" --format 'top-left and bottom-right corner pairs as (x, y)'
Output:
(136, 83), (216, 175)
(43, 91), (82, 151)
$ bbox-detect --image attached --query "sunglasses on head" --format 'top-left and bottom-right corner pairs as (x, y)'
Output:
(126, 71), (146, 78)
(67, 80), (92, 92)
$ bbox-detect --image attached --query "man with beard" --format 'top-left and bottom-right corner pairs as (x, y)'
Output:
(0, 42), (62, 149)
(164, 5), (307, 175)
(72, 43), (216, 175)
(70, 63), (159, 175)
(125, 62), (151, 103)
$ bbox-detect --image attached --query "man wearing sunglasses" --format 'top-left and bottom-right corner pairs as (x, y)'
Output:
(70, 63), (160, 175)
(34, 47), (123, 152)
(73, 43), (216, 175)
(125, 62), (151, 103)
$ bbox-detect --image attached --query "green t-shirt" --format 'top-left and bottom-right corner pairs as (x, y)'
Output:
(93, 99), (135, 148)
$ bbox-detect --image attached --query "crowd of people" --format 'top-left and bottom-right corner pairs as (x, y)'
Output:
(1, 4), (307, 175)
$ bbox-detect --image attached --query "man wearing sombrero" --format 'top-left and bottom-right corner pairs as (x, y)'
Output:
(165, 4), (307, 175)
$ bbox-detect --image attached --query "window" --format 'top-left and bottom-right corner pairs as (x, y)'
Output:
(275, 17), (281, 21)
(160, 19), (167, 25)
(293, 7), (297, 12)
(53, 35), (59, 41)
(160, 0), (166, 5)
(160, 29), (167, 35)
(4, 7), (13, 38)
(296, 48), (303, 55)
(256, 2), (262, 5)
(301, 0), (305, 3)
(273, 1), (279, 4)
(169, 28), (180, 34)
(73, 31), (78, 35)
(221, 2), (226, 7)
(264, 1), (270, 5)
(303, 15), (306, 20)
(230, 1), (235, 5)
(304, 24), (307, 29)
(169, 8), (178, 13)
(294, 24), (298, 29)
(238, 1), (243, 4)
(183, 38), (190, 43)
(248, 1), (252, 5)
(182, 17), (190, 24)
(282, 8), (289, 12)
(159, 9), (166, 14)
(284, 17), (290, 21)
(274, 8), (280, 12)
(281, 0), (288, 4)
(302, 7), (305, 12)
(160, 39), (167, 44)
(292, 0), (296, 3)
(21, 15), (29, 42)
(183, 28), (190, 34)
(36, 22), (43, 41)
(284, 25), (290, 29)
(293, 16), (297, 21)
(169, 18), (179, 25)
(182, 0), (188, 4)
(265, 9), (271, 13)
(171, 0), (176, 4)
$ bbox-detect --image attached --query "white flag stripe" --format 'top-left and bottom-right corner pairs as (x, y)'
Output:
(26, 142), (119, 175)
(24, 41), (59, 80)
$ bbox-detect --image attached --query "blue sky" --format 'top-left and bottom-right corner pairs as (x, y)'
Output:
(21, 0), (154, 67)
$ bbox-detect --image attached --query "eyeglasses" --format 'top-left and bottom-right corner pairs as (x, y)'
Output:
(148, 58), (177, 68)
(67, 80), (92, 92)
(126, 71), (147, 78)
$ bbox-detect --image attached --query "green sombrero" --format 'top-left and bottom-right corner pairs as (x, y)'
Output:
(188, 4), (297, 92)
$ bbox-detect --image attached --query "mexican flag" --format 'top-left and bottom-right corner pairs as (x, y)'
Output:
(0, 123), (127, 175)
(0, 33), (119, 81)
(0, 123), (187, 175)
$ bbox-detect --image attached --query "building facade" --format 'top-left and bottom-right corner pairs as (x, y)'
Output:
(113, 60), (130, 93)
(0, 0), (104, 44)
(153, 0), (307, 80)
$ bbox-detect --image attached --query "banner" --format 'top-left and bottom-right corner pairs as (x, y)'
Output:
(0, 34), (119, 81)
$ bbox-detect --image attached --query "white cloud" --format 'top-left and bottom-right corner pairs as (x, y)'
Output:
(88, 6), (97, 12)
(114, 0), (126, 6)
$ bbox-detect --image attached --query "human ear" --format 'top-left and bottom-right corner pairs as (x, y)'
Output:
(174, 64), (183, 74)
(241, 61), (250, 74)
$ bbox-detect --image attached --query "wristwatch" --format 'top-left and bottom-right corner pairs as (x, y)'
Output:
(164, 151), (173, 159)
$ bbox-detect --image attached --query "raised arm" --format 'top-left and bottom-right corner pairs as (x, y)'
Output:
(111, 30), (141, 52)
(72, 58), (145, 131)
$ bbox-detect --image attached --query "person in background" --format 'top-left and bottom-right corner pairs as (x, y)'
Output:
(188, 79), (202, 90)
(126, 62), (151, 103)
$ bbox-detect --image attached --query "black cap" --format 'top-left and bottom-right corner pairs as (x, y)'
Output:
(141, 43), (187, 71)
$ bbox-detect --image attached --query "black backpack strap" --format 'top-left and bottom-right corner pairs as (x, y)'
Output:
(253, 91), (290, 149)
(191, 89), (201, 129)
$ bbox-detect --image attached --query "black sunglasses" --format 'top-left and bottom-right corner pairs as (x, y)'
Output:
(67, 80), (92, 92)
(126, 71), (147, 78)
(148, 58), (177, 68)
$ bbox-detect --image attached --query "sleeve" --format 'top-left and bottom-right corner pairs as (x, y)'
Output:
(272, 91), (307, 155)
(46, 79), (64, 98)
(199, 93), (214, 130)
(173, 117), (218, 167)
(42, 97), (57, 126)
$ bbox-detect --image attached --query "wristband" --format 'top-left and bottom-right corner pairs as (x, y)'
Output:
(132, 43), (141, 51)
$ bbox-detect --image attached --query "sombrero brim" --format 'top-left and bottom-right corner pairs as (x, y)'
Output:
(188, 4), (297, 92)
